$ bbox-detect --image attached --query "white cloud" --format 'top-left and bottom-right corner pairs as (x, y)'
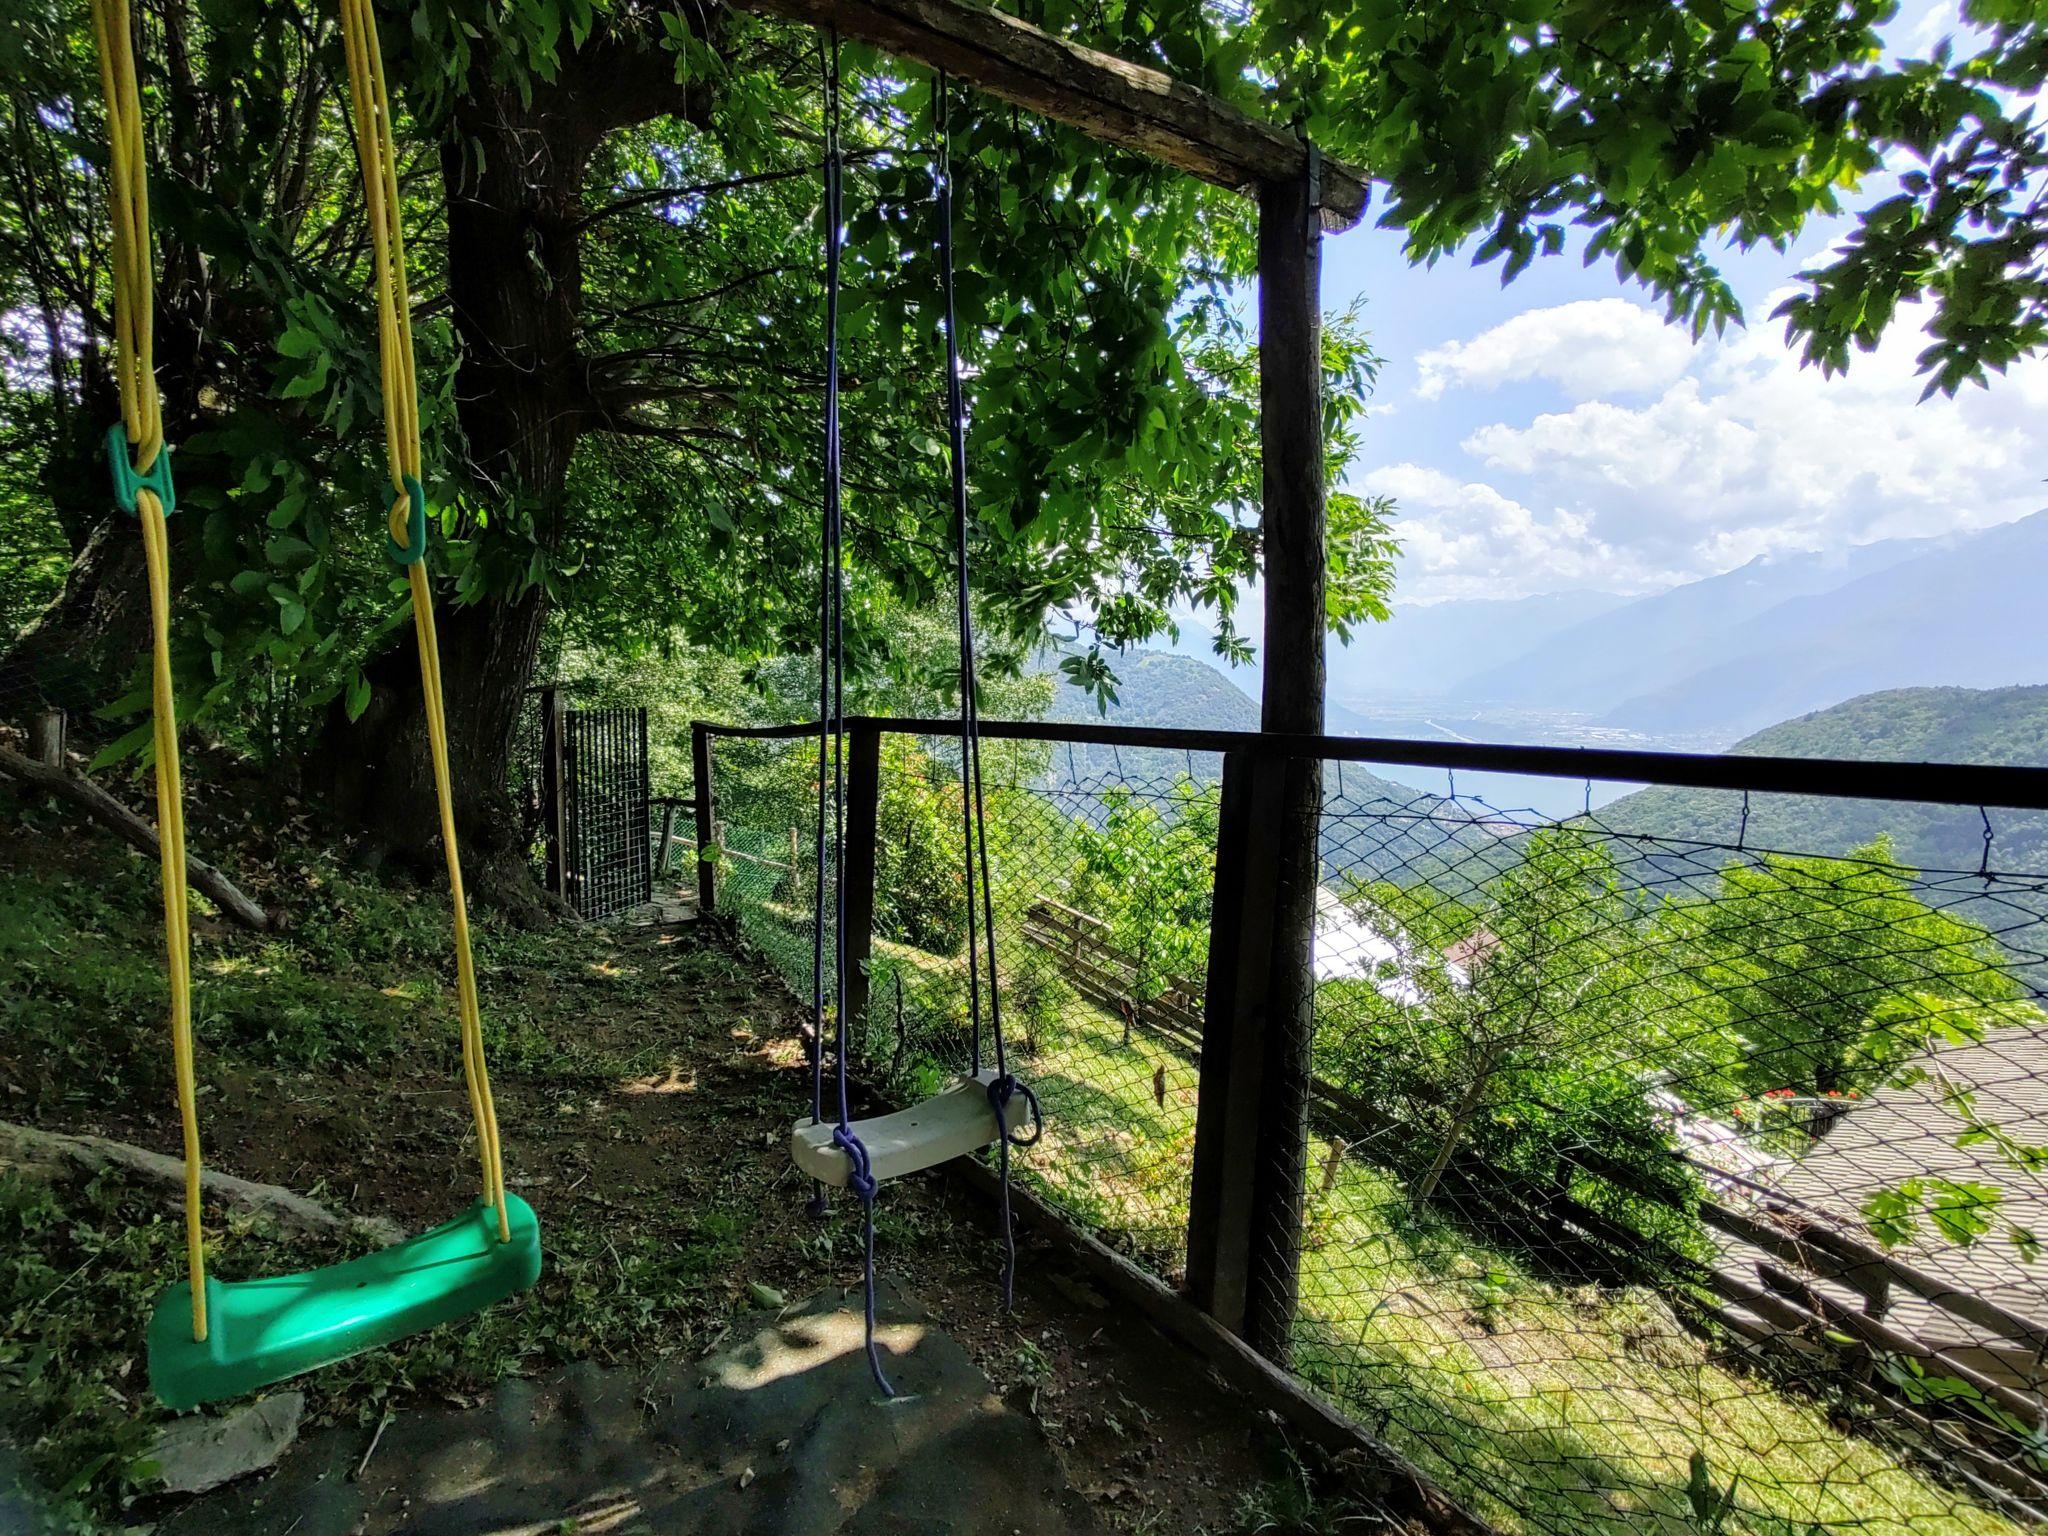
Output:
(1430, 299), (2048, 592)
(1414, 299), (1695, 402)
(1362, 463), (1686, 601)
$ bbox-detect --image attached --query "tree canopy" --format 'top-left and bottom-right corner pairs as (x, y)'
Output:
(2, 0), (2043, 909)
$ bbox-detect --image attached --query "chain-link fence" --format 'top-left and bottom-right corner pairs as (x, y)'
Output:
(704, 724), (1213, 1273)
(1293, 770), (2048, 1535)
(701, 714), (2048, 1536)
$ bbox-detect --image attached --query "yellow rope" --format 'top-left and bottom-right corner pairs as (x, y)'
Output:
(340, 0), (509, 1239)
(89, 0), (207, 1341)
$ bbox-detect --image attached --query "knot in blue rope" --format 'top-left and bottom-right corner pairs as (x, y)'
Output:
(832, 1123), (879, 1202)
(986, 1073), (1044, 1149)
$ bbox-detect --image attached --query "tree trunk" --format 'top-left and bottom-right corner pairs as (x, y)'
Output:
(315, 70), (586, 922)
(322, 587), (553, 923)
(0, 328), (149, 727)
(320, 20), (710, 918)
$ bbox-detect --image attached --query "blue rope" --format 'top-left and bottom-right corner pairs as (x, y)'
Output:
(985, 1073), (1043, 1307)
(936, 71), (1041, 1314)
(809, 29), (893, 1397)
(832, 1122), (894, 1395)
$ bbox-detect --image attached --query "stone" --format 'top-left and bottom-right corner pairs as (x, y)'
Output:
(148, 1392), (304, 1495)
(159, 1287), (1103, 1534)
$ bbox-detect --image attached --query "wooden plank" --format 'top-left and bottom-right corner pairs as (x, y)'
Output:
(1032, 895), (1110, 933)
(1697, 1202), (1890, 1314)
(730, 0), (1368, 228)
(655, 800), (678, 877)
(1756, 1261), (2048, 1432)
(1187, 747), (1289, 1335)
(1788, 1215), (2048, 1353)
(28, 708), (65, 768)
(944, 1155), (1497, 1535)
(1019, 927), (1205, 1039)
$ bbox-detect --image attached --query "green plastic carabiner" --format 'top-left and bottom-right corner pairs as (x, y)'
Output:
(388, 474), (427, 566)
(106, 424), (176, 517)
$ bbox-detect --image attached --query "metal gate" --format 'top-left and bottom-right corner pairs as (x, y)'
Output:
(562, 705), (651, 918)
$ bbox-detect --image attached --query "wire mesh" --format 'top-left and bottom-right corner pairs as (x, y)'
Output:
(709, 720), (2048, 1536)
(1288, 767), (2048, 1535)
(708, 727), (1215, 1278)
(562, 705), (652, 920)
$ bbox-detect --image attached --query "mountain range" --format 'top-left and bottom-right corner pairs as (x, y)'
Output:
(1039, 647), (1502, 882)
(1332, 510), (2048, 745)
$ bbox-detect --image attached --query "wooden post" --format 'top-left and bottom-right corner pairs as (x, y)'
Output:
(539, 688), (567, 899)
(1187, 160), (1326, 1363)
(1187, 747), (1287, 1334)
(656, 801), (678, 876)
(1243, 157), (1327, 1367)
(841, 717), (884, 1044)
(691, 721), (718, 914)
(28, 709), (67, 769)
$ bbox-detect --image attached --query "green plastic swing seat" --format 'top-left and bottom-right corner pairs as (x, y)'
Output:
(147, 1193), (542, 1412)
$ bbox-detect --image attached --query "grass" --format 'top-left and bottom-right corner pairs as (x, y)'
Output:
(1, 760), (2025, 1536)
(0, 778), (856, 1532)
(723, 883), (2031, 1536)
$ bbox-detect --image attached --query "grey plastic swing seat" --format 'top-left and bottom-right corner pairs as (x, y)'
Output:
(791, 1069), (1029, 1188)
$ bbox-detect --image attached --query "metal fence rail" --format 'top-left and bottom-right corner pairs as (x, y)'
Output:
(695, 713), (2048, 1536)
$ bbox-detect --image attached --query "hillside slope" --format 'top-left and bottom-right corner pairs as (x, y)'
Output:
(1603, 686), (2048, 871)
(1328, 590), (1628, 704)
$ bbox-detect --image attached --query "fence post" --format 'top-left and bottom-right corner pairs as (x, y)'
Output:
(539, 687), (567, 899)
(1186, 744), (1319, 1362)
(841, 717), (883, 1044)
(28, 708), (66, 770)
(1187, 747), (1285, 1334)
(691, 721), (718, 915)
(1203, 154), (1327, 1366)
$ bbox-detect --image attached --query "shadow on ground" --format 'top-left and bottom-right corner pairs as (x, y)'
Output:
(162, 1285), (1101, 1536)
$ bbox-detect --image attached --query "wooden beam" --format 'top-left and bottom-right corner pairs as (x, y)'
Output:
(0, 745), (272, 931)
(727, 0), (1369, 229)
(0, 1121), (402, 1245)
(1238, 165), (1326, 1365)
(946, 1155), (1497, 1536)
(1187, 746), (1276, 1334)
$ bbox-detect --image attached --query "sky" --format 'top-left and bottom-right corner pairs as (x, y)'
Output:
(1318, 0), (2048, 609)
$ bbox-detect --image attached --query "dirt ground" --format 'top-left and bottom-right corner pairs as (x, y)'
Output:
(31, 906), (1417, 1534)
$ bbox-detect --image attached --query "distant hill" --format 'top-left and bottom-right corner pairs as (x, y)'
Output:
(1603, 686), (2048, 872)
(1047, 647), (1260, 733)
(1040, 647), (1506, 884)
(1328, 589), (1629, 705)
(1437, 512), (2048, 742)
